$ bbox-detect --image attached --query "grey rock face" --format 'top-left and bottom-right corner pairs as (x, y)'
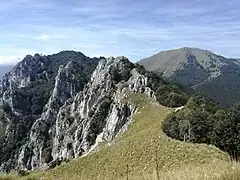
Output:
(0, 54), (50, 113)
(17, 60), (85, 170)
(50, 58), (153, 162)
(0, 51), (99, 172)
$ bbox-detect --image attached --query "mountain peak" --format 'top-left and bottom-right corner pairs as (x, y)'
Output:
(180, 47), (206, 51)
(180, 47), (216, 56)
(139, 47), (227, 77)
(158, 47), (214, 56)
(139, 47), (240, 106)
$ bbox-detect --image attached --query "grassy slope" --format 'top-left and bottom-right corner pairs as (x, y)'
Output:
(2, 94), (229, 180)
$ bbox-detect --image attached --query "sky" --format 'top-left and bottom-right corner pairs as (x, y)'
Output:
(1, 0), (240, 65)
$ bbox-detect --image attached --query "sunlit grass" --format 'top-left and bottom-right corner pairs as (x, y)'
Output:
(122, 161), (240, 180)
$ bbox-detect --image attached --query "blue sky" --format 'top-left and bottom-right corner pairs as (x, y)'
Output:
(1, 0), (240, 64)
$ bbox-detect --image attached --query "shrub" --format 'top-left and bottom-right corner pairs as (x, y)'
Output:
(17, 170), (30, 177)
(1, 103), (11, 113)
(42, 146), (53, 163)
(136, 63), (188, 107)
(162, 96), (240, 159)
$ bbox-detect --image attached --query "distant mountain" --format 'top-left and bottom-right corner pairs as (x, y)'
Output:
(0, 65), (14, 78)
(139, 47), (240, 106)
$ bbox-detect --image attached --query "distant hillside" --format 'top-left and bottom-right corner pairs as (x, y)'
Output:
(0, 65), (14, 78)
(139, 47), (240, 106)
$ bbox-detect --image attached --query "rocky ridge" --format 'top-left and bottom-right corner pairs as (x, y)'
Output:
(0, 54), (154, 172)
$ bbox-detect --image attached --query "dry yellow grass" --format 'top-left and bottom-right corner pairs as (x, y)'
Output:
(121, 161), (240, 180)
(0, 93), (233, 180)
(3, 162), (240, 180)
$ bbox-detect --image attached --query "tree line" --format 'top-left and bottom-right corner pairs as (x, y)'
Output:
(162, 95), (240, 159)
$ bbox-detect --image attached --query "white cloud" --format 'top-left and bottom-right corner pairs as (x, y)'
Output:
(35, 33), (68, 41)
(37, 34), (51, 41)
(0, 56), (22, 65)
